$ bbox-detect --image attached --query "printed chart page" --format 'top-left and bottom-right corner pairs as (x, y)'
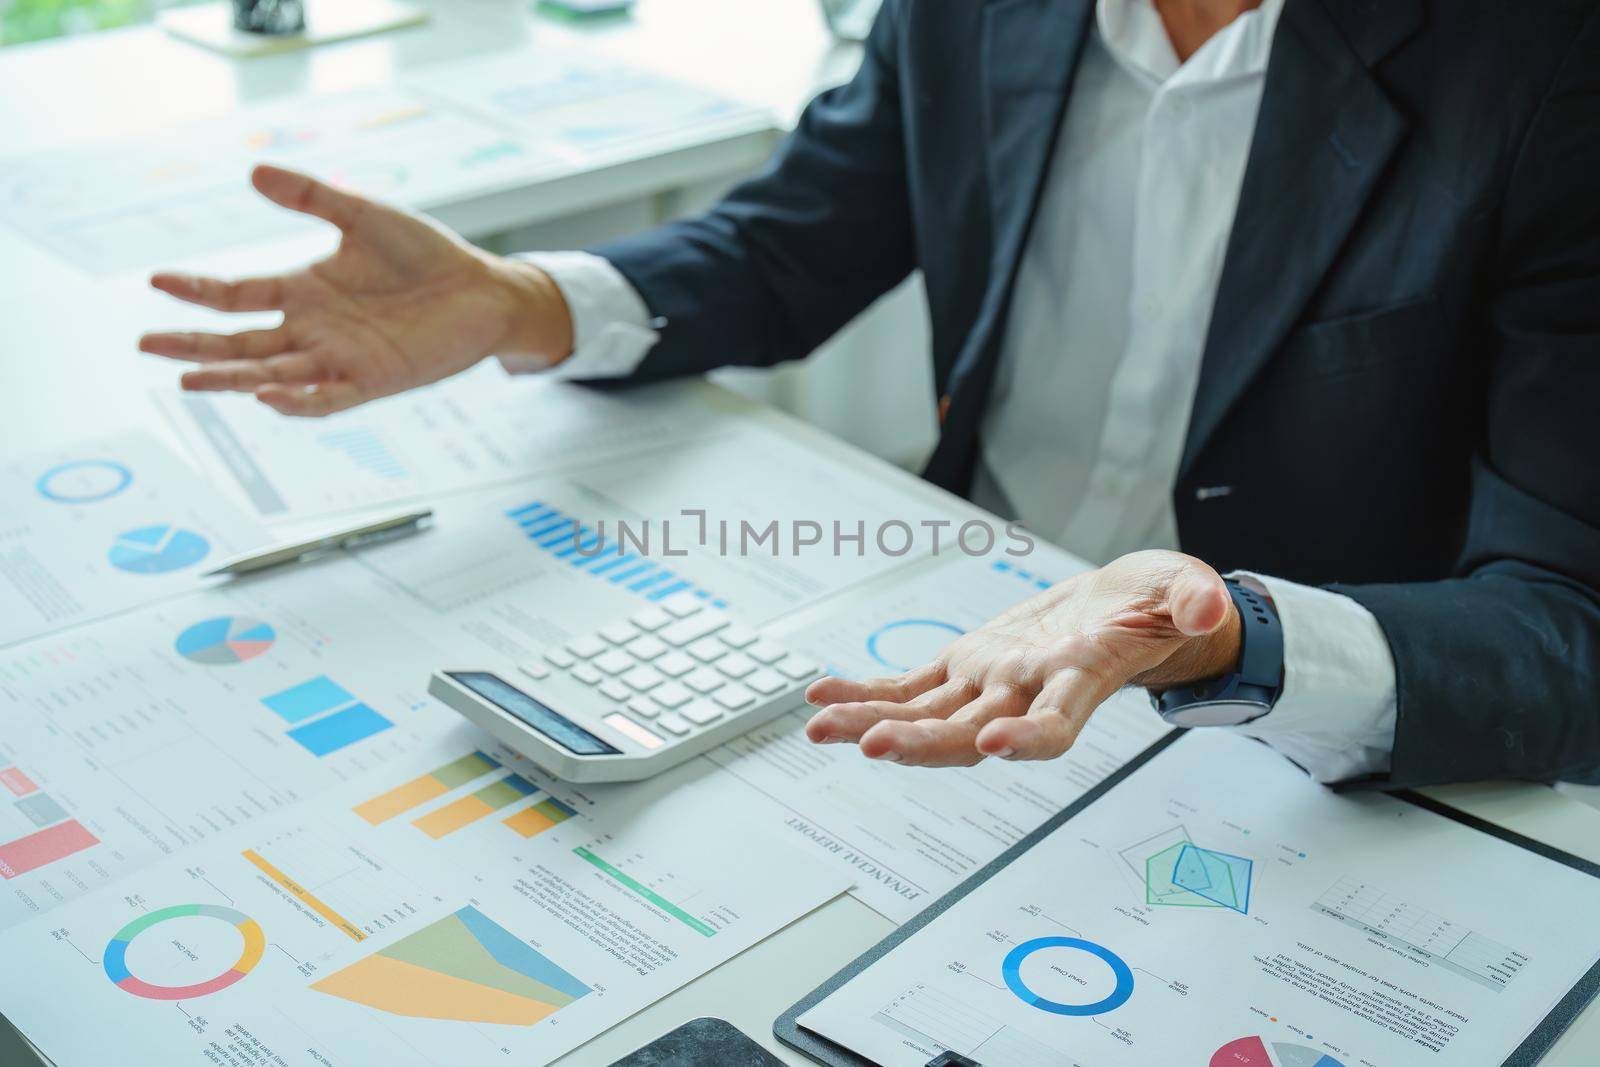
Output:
(799, 730), (1600, 1067)
(0, 430), (265, 648)
(708, 548), (1172, 921)
(409, 47), (774, 165)
(0, 87), (557, 275)
(0, 737), (847, 1067)
(348, 419), (969, 640)
(158, 366), (742, 523)
(0, 558), (482, 929)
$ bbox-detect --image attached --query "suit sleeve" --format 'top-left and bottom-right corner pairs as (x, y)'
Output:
(585, 0), (916, 382)
(1332, 10), (1600, 789)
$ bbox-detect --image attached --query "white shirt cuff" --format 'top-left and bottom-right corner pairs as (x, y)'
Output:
(1219, 572), (1398, 783)
(499, 251), (659, 379)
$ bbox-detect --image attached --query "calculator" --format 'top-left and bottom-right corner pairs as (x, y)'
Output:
(429, 593), (822, 782)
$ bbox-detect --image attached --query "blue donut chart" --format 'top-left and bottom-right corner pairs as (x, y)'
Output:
(865, 619), (965, 672)
(36, 459), (132, 503)
(1002, 936), (1135, 1016)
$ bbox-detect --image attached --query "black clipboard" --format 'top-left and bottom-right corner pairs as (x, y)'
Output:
(773, 731), (1600, 1067)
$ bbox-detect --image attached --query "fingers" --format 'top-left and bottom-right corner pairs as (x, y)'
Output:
(804, 672), (977, 743)
(806, 660), (946, 708)
(180, 354), (323, 392)
(139, 327), (293, 363)
(251, 163), (367, 230)
(149, 272), (286, 313)
(1167, 559), (1231, 636)
(254, 381), (366, 417)
(976, 667), (1112, 761)
(859, 685), (1034, 767)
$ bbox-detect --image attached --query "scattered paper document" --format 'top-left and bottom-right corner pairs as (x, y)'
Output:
(0, 743), (847, 1066)
(158, 367), (741, 523)
(0, 430), (265, 648)
(709, 549), (1172, 920)
(799, 729), (1600, 1066)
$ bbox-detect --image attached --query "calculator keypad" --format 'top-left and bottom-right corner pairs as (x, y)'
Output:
(538, 599), (818, 747)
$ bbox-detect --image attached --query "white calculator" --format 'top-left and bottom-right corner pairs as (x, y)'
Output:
(429, 592), (822, 782)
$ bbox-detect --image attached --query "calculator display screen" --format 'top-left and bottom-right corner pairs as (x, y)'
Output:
(448, 672), (621, 756)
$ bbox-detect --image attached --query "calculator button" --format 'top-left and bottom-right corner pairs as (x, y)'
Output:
(746, 668), (787, 695)
(715, 652), (756, 679)
(631, 607), (673, 631)
(627, 696), (661, 718)
(567, 635), (608, 659)
(776, 654), (818, 680)
(625, 635), (668, 661)
(655, 651), (697, 677)
(600, 621), (639, 644)
(544, 648), (576, 669)
(682, 700), (724, 725)
(658, 714), (692, 735)
(687, 636), (729, 662)
(518, 660), (551, 681)
(621, 666), (664, 691)
(599, 680), (631, 701)
(570, 662), (603, 685)
(683, 667), (725, 694)
(660, 613), (727, 646)
(711, 684), (756, 710)
(661, 592), (705, 618)
(653, 682), (692, 708)
(718, 624), (759, 649)
(592, 650), (634, 675)
(747, 639), (787, 664)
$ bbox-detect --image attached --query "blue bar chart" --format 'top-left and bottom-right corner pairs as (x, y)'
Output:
(261, 675), (394, 757)
(503, 500), (725, 607)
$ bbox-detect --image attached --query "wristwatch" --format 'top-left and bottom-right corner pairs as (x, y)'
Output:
(1152, 576), (1284, 727)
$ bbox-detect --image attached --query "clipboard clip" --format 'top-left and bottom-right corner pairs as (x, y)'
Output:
(926, 1053), (982, 1067)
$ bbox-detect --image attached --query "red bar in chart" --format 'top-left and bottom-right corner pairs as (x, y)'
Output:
(0, 766), (39, 796)
(0, 819), (99, 878)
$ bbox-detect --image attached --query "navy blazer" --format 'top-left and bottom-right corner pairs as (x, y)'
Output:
(592, 0), (1600, 789)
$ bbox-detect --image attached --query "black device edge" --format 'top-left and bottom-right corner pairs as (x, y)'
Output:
(773, 730), (1600, 1067)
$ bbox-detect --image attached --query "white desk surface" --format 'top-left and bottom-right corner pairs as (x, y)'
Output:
(3, 5), (1600, 1066)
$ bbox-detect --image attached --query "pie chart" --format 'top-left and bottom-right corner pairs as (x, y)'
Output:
(176, 617), (276, 665)
(1212, 1036), (1346, 1067)
(108, 525), (211, 574)
(865, 619), (965, 672)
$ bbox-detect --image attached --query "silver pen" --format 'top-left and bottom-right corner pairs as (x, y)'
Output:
(202, 508), (434, 578)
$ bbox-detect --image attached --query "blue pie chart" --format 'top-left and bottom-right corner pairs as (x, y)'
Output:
(1002, 936), (1134, 1016)
(108, 525), (211, 574)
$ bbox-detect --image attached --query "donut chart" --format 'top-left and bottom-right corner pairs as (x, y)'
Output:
(104, 904), (264, 1000)
(35, 459), (132, 503)
(1001, 935), (1135, 1017)
(865, 619), (965, 672)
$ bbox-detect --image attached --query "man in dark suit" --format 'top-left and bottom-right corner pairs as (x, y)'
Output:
(140, 0), (1600, 789)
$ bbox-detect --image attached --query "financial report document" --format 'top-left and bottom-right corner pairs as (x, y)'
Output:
(158, 366), (741, 523)
(0, 738), (848, 1066)
(0, 431), (265, 649)
(798, 730), (1600, 1067)
(711, 549), (1172, 921)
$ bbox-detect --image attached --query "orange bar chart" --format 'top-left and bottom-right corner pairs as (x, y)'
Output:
(503, 797), (579, 839)
(412, 774), (538, 840)
(354, 751), (500, 825)
(241, 849), (366, 941)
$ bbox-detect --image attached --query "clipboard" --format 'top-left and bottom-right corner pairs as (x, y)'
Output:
(774, 731), (1600, 1067)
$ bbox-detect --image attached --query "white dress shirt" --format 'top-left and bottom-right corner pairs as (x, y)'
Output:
(509, 0), (1399, 783)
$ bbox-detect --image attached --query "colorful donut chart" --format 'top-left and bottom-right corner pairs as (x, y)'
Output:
(104, 904), (264, 1000)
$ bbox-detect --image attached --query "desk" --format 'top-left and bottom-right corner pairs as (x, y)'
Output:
(2, 8), (1600, 1067)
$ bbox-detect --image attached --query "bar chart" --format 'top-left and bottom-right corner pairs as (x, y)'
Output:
(503, 500), (727, 608)
(0, 762), (100, 880)
(350, 751), (582, 844)
(261, 675), (395, 757)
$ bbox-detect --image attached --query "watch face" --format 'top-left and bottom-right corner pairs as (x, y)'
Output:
(1161, 700), (1272, 728)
